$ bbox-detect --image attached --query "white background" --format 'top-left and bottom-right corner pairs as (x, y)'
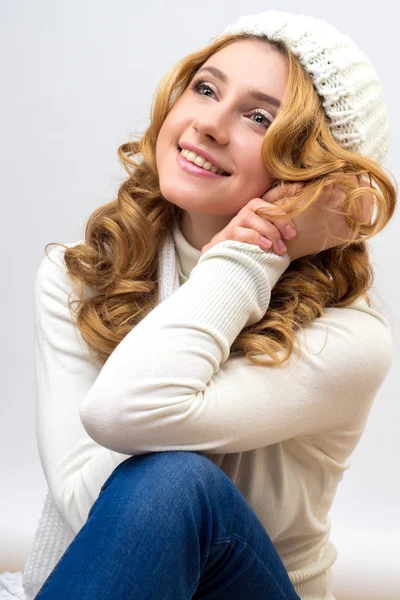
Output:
(1, 1), (399, 598)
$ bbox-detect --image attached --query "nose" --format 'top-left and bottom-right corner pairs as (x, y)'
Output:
(192, 106), (230, 146)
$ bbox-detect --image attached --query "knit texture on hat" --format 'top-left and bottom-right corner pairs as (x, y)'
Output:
(211, 11), (390, 163)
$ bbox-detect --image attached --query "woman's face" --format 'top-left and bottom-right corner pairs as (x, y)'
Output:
(155, 39), (289, 244)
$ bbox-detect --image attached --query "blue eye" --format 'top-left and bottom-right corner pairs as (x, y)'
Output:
(191, 80), (216, 97)
(248, 110), (272, 128)
(190, 79), (272, 129)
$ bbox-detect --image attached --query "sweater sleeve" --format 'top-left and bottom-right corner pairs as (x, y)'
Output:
(34, 244), (134, 537)
(79, 240), (394, 455)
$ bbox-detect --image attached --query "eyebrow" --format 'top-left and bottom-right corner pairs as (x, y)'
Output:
(196, 65), (281, 110)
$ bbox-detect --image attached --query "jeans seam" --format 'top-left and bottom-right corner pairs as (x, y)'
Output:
(185, 575), (201, 600)
(230, 533), (293, 600)
(200, 535), (231, 554)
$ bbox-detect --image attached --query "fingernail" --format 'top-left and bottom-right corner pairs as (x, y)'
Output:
(278, 240), (287, 253)
(285, 225), (296, 238)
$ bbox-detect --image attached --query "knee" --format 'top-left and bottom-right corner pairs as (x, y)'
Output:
(100, 450), (225, 502)
(120, 450), (219, 486)
(88, 451), (234, 536)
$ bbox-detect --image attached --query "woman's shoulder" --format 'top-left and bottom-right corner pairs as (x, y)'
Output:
(325, 294), (393, 336)
(38, 239), (85, 270)
(34, 239), (91, 299)
(308, 295), (394, 377)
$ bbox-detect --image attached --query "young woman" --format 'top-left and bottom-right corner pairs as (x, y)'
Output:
(1, 10), (396, 600)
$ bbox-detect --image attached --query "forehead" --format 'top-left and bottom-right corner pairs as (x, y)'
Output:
(199, 39), (288, 100)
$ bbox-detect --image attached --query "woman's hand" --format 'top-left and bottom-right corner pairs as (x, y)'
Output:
(275, 176), (373, 262)
(201, 176), (372, 262)
(200, 184), (301, 258)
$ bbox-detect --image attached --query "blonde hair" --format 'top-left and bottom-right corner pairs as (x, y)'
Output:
(45, 33), (397, 368)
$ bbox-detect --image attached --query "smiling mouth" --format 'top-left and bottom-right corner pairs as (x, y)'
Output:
(177, 146), (231, 176)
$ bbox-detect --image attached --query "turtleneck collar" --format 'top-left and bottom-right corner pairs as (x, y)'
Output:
(171, 220), (202, 285)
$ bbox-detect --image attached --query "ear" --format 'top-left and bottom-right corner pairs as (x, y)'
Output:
(262, 182), (277, 196)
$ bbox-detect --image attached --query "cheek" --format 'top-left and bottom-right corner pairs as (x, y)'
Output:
(156, 113), (181, 159)
(155, 122), (173, 171)
(237, 153), (271, 191)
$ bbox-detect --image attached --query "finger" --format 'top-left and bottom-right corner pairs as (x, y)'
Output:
(247, 212), (288, 254)
(232, 226), (282, 254)
(249, 199), (297, 240)
(327, 177), (373, 223)
(351, 186), (374, 224)
(261, 182), (304, 204)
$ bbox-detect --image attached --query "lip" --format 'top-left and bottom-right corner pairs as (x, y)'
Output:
(176, 148), (227, 179)
(178, 142), (231, 175)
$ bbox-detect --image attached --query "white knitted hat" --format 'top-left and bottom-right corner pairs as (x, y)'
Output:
(210, 11), (390, 164)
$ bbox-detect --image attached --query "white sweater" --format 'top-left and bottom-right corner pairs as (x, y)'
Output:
(0, 223), (393, 600)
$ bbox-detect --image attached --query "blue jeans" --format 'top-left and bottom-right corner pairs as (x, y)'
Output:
(35, 451), (301, 599)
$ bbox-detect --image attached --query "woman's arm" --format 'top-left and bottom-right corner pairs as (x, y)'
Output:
(80, 240), (393, 454)
(34, 244), (134, 536)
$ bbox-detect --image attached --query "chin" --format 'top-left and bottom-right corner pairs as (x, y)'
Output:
(158, 185), (204, 210)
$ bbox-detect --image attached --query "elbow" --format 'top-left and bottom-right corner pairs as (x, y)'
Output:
(80, 393), (137, 454)
(79, 394), (115, 449)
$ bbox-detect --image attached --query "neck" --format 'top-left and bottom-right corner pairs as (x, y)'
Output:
(180, 210), (232, 251)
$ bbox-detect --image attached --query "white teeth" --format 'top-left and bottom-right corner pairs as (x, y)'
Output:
(180, 148), (226, 175)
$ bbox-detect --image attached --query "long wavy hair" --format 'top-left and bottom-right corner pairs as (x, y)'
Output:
(45, 32), (397, 368)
